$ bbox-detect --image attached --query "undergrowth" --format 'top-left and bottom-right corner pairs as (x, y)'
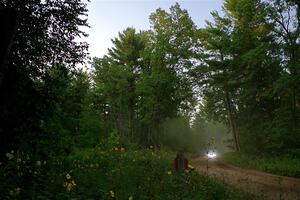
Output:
(0, 133), (256, 199)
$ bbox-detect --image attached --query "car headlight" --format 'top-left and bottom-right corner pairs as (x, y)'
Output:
(207, 151), (216, 158)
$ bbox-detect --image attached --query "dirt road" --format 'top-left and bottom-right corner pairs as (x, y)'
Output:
(192, 156), (300, 200)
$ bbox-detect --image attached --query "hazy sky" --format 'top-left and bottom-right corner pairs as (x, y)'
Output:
(84, 0), (224, 59)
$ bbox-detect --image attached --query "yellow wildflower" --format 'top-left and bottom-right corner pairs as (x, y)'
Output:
(9, 187), (21, 196)
(110, 190), (115, 197)
(15, 188), (21, 195)
(71, 180), (77, 186)
(6, 152), (14, 160)
(129, 195), (133, 200)
(36, 161), (41, 166)
(121, 147), (125, 152)
(167, 171), (172, 175)
(66, 173), (71, 180)
(66, 183), (73, 191)
(188, 164), (195, 171)
(64, 181), (76, 191)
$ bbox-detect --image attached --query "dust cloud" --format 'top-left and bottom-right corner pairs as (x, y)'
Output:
(161, 116), (233, 155)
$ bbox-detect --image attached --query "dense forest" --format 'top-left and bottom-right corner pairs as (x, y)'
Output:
(0, 0), (300, 199)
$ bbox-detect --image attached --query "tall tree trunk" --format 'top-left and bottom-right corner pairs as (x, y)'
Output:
(220, 52), (241, 151)
(290, 49), (299, 131)
(128, 78), (135, 140)
(129, 106), (134, 139)
(224, 88), (241, 151)
(114, 106), (123, 138)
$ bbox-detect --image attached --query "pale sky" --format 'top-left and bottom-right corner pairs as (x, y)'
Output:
(84, 0), (224, 59)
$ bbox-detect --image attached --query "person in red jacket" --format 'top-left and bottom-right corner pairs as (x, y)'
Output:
(173, 151), (188, 172)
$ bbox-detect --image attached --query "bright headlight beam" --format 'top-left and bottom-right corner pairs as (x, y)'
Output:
(207, 152), (216, 158)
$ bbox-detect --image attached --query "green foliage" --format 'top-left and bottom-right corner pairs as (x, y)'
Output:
(223, 152), (300, 178)
(0, 150), (67, 199)
(92, 4), (197, 146)
(0, 0), (89, 155)
(39, 68), (103, 155)
(194, 0), (300, 155)
(65, 145), (255, 200)
(0, 143), (256, 200)
(92, 28), (148, 140)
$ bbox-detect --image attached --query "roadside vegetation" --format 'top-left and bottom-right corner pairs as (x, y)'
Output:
(1, 133), (256, 200)
(223, 152), (300, 178)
